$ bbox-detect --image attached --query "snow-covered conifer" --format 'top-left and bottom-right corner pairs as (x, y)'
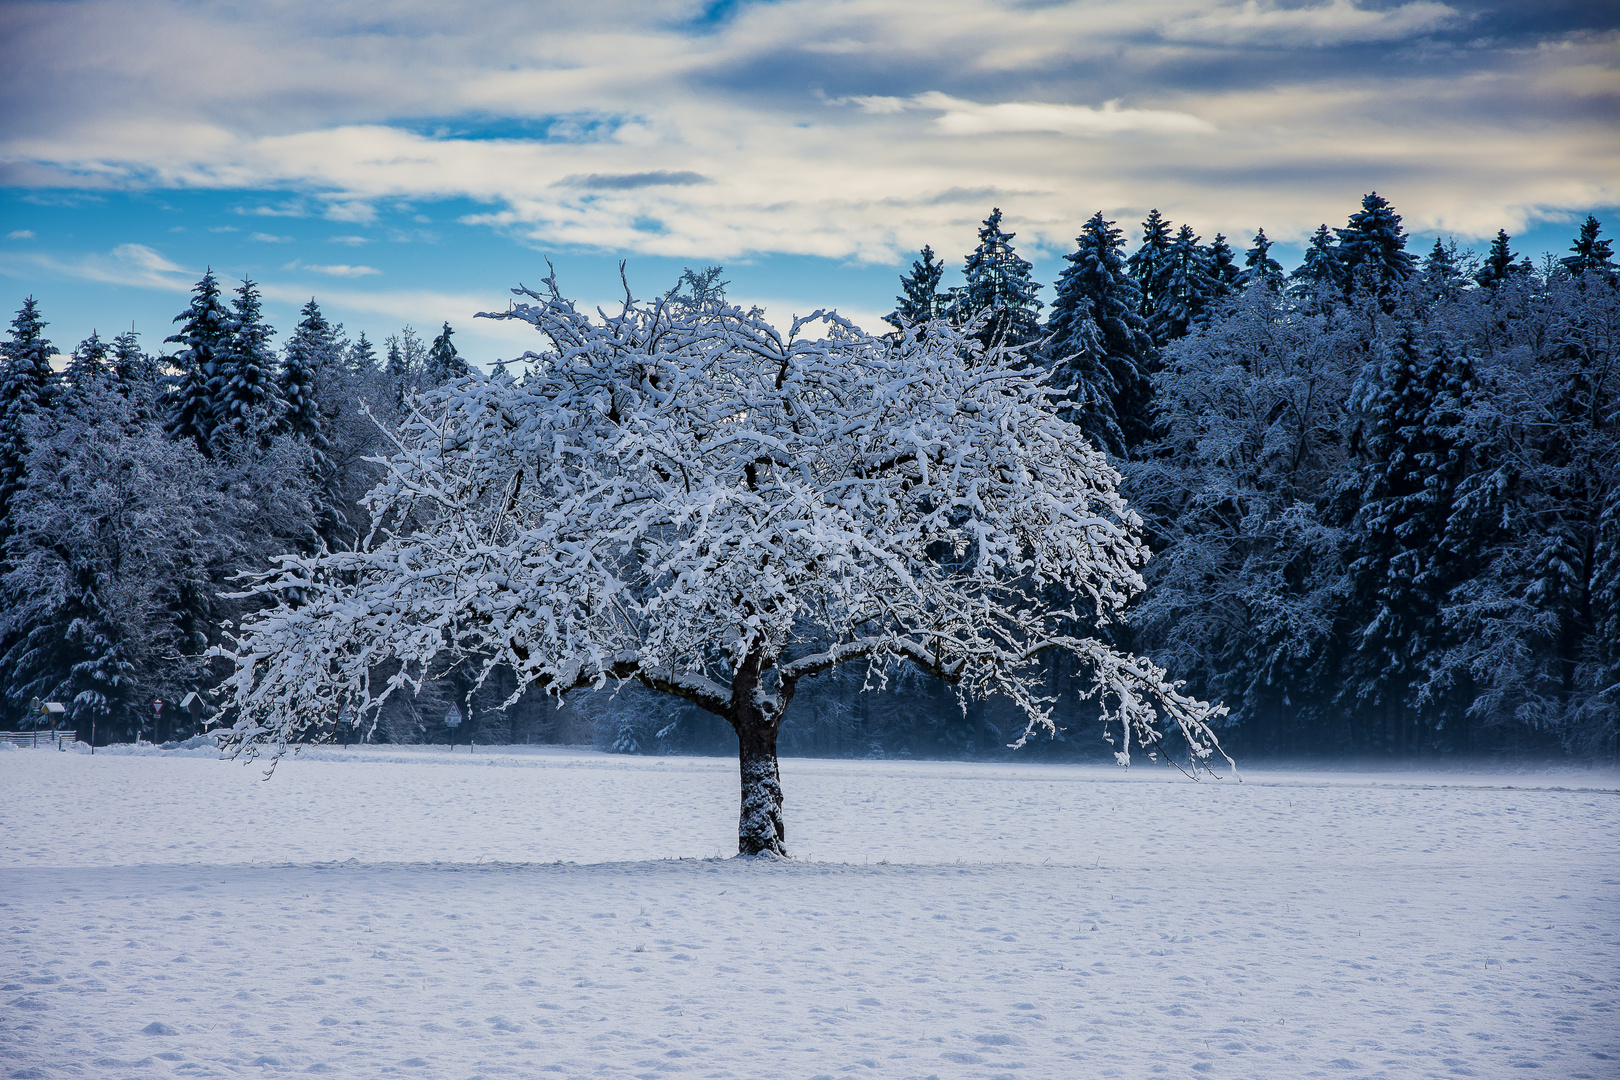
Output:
(164, 271), (232, 455)
(1148, 225), (1212, 343)
(1475, 229), (1526, 290)
(956, 209), (1042, 348)
(1290, 224), (1341, 299)
(425, 321), (471, 385)
(215, 274), (1229, 856)
(886, 245), (948, 329)
(1561, 216), (1615, 284)
(1128, 209), (1174, 323)
(215, 278), (283, 450)
(1043, 211), (1153, 454)
(1335, 192), (1415, 306)
(1241, 229), (1284, 289)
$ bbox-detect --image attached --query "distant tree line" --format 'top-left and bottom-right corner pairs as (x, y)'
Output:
(865, 199), (1616, 759)
(3, 203), (1614, 760)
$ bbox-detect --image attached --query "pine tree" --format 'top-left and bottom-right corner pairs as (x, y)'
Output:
(956, 209), (1043, 348)
(1341, 327), (1478, 750)
(280, 299), (335, 449)
(347, 332), (380, 375)
(1475, 229), (1526, 289)
(886, 245), (948, 328)
(1148, 225), (1212, 344)
(164, 270), (232, 455)
(1335, 192), (1416, 306)
(1206, 233), (1240, 299)
(1128, 209), (1175, 324)
(0, 298), (56, 531)
(1241, 228), (1284, 289)
(67, 331), (111, 391)
(111, 330), (153, 389)
(1420, 238), (1466, 301)
(426, 321), (472, 385)
(1043, 211), (1154, 455)
(1561, 216), (1615, 283)
(214, 277), (282, 450)
(1290, 224), (1341, 298)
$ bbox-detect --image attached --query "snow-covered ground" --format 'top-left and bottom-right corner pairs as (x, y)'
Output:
(2, 745), (1616, 1079)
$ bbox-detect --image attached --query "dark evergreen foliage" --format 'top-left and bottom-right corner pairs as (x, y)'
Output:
(886, 245), (948, 328)
(1128, 209), (1174, 324)
(955, 208), (1042, 348)
(1335, 191), (1416, 305)
(1290, 224), (1341, 297)
(1561, 215), (1616, 282)
(164, 270), (232, 455)
(1042, 211), (1154, 454)
(1147, 224), (1212, 344)
(1242, 229), (1284, 289)
(1475, 229), (1526, 289)
(426, 321), (472, 385)
(213, 278), (283, 451)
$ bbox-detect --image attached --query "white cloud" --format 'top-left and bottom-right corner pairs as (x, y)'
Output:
(0, 0), (1610, 265)
(329, 235), (371, 245)
(250, 232), (293, 243)
(910, 92), (1215, 137)
(8, 230), (36, 240)
(307, 262), (381, 277)
(0, 243), (194, 292)
(1164, 1), (1461, 47)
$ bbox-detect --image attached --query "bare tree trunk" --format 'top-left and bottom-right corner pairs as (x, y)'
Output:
(731, 656), (787, 857)
(734, 714), (787, 856)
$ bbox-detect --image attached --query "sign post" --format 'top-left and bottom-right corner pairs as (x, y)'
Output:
(445, 704), (462, 751)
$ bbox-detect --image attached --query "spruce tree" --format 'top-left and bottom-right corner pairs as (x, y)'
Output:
(164, 270), (232, 455)
(1148, 225), (1212, 344)
(1561, 216), (1615, 282)
(0, 298), (56, 531)
(347, 332), (380, 375)
(1335, 192), (1416, 306)
(67, 331), (111, 391)
(280, 298), (335, 449)
(214, 277), (283, 450)
(1241, 228), (1284, 289)
(1290, 224), (1341, 298)
(426, 321), (472, 385)
(1475, 229), (1525, 289)
(954, 209), (1042, 348)
(1128, 209), (1175, 324)
(1043, 211), (1154, 455)
(111, 330), (153, 390)
(886, 245), (948, 329)
(1341, 327), (1478, 749)
(1420, 238), (1466, 301)
(1206, 233), (1240, 298)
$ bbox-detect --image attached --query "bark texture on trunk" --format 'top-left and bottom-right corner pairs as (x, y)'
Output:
(735, 719), (786, 856)
(731, 653), (787, 857)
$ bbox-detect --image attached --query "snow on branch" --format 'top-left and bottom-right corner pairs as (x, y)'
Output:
(212, 271), (1229, 772)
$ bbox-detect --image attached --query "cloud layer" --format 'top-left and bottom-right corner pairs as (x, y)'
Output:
(1, 0), (1615, 262)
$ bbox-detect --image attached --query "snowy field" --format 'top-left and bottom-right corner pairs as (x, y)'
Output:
(2, 745), (1617, 1079)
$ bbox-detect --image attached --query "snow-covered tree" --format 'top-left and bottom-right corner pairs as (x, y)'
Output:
(1290, 224), (1341, 298)
(1241, 229), (1284, 290)
(0, 297), (56, 533)
(214, 275), (1229, 856)
(1475, 229), (1526, 290)
(1148, 225), (1212, 344)
(215, 278), (283, 450)
(1335, 192), (1415, 306)
(1561, 216), (1616, 284)
(425, 321), (471, 386)
(165, 270), (232, 455)
(956, 208), (1042, 348)
(1128, 209), (1174, 324)
(886, 245), (948, 329)
(1042, 211), (1154, 455)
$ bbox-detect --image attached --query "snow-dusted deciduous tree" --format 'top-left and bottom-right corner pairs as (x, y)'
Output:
(214, 275), (1229, 856)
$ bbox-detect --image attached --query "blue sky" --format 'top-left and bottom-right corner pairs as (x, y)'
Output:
(2, 0), (1616, 366)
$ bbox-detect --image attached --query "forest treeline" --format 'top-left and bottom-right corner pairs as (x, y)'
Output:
(2, 196), (1615, 759)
